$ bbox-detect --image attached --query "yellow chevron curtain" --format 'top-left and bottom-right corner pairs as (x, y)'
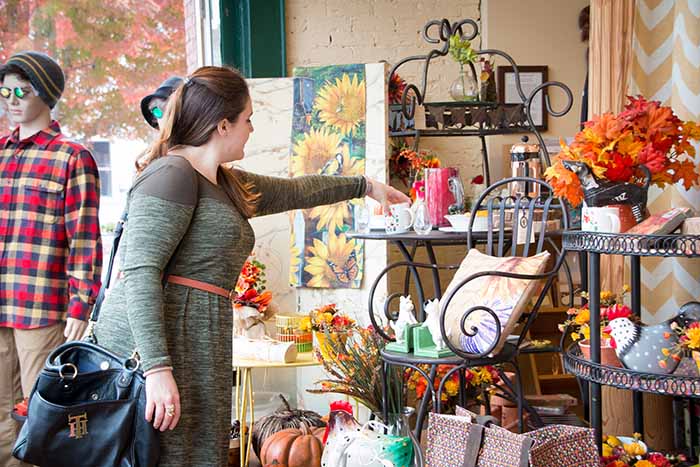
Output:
(630, 0), (700, 321)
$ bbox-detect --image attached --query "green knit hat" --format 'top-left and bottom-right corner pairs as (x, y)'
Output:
(0, 51), (65, 109)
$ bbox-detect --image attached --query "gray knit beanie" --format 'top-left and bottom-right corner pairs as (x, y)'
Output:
(0, 51), (65, 109)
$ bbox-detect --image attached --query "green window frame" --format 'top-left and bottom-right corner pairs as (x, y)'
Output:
(220, 0), (286, 78)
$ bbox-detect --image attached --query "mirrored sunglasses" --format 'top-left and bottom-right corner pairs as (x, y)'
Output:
(0, 86), (36, 100)
(150, 106), (163, 119)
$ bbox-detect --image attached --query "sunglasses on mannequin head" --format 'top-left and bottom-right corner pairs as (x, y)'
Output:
(0, 86), (37, 100)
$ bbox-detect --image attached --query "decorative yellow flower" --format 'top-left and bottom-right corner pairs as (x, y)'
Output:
(574, 309), (590, 326)
(304, 233), (361, 288)
(315, 73), (366, 136)
(291, 127), (342, 176)
(444, 379), (459, 397)
(600, 290), (614, 303)
(289, 230), (301, 285)
(633, 460), (653, 467)
(687, 327), (700, 349)
(299, 316), (312, 332)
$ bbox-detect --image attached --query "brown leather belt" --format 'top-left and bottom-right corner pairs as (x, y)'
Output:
(115, 272), (234, 300)
(166, 275), (235, 300)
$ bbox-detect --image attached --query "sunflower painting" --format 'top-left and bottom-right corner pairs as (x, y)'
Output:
(290, 64), (367, 288)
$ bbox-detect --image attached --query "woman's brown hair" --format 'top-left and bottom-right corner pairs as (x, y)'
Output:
(138, 66), (259, 217)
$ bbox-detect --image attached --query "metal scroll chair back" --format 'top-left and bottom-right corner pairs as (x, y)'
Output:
(445, 176), (570, 359)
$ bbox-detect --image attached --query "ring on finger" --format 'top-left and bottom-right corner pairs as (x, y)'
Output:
(165, 404), (175, 417)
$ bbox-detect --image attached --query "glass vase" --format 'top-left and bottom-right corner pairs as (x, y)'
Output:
(449, 65), (478, 102)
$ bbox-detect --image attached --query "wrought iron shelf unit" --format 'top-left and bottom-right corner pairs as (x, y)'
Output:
(563, 231), (700, 257)
(562, 230), (700, 456)
(564, 344), (700, 398)
(389, 18), (574, 185)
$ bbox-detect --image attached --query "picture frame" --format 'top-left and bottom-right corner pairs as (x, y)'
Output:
(497, 65), (548, 131)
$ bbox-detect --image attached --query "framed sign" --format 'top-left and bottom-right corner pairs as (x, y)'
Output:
(497, 65), (548, 131)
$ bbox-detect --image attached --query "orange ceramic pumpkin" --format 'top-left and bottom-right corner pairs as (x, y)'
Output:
(259, 423), (325, 467)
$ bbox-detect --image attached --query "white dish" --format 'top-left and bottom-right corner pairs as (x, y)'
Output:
(438, 226), (468, 233)
(368, 215), (386, 230)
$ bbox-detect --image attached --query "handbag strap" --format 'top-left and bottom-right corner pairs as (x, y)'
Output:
(462, 424), (485, 467)
(462, 423), (533, 467)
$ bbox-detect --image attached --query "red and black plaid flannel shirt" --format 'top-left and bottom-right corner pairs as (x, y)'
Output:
(0, 121), (102, 329)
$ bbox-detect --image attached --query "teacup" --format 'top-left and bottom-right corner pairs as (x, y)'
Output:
(582, 205), (637, 233)
(385, 202), (414, 234)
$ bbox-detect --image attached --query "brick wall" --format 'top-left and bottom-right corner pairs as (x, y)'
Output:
(285, 0), (484, 185)
(183, 0), (199, 73)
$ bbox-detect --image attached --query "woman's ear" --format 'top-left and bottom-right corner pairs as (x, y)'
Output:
(216, 119), (229, 136)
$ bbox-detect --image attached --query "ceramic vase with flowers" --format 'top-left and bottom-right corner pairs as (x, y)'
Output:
(306, 304), (356, 362)
(233, 257), (273, 339)
(545, 96), (700, 217)
(560, 286), (634, 368)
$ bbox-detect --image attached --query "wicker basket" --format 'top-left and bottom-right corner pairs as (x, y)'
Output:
(275, 314), (313, 353)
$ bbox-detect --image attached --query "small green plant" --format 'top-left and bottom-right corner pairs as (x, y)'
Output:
(449, 34), (477, 65)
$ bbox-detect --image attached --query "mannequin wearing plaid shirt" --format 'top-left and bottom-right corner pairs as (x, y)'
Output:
(0, 52), (101, 466)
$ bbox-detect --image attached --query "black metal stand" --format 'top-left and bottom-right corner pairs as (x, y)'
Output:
(563, 231), (700, 456)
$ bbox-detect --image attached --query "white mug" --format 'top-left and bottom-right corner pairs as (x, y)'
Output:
(385, 202), (414, 234)
(582, 205), (622, 233)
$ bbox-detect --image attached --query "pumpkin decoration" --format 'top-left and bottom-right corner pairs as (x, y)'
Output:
(260, 423), (325, 467)
(252, 394), (325, 457)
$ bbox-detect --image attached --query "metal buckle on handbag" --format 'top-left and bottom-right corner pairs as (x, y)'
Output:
(125, 350), (141, 372)
(58, 363), (78, 380)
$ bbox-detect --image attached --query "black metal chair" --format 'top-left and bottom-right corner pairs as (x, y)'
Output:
(368, 176), (570, 436)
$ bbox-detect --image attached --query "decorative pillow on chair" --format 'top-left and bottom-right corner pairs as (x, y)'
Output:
(441, 248), (550, 356)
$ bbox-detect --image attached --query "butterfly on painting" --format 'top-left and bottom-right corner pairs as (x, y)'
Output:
(327, 250), (359, 284)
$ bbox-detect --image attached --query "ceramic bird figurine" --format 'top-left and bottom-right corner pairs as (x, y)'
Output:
(322, 401), (415, 467)
(606, 316), (680, 375)
(422, 299), (447, 351)
(390, 295), (418, 344)
(562, 160), (650, 222)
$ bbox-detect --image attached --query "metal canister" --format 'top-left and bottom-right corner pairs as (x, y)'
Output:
(510, 136), (542, 197)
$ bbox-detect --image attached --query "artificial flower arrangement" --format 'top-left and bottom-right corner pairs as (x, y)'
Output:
(544, 96), (700, 207)
(300, 303), (355, 334)
(234, 257), (273, 315)
(659, 320), (700, 369)
(388, 143), (442, 189)
(602, 433), (688, 467)
(233, 257), (274, 338)
(307, 325), (393, 415)
(406, 364), (499, 413)
(388, 72), (407, 105)
(559, 286), (633, 343)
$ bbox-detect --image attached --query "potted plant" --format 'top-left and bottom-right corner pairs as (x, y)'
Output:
(544, 96), (700, 209)
(559, 286), (634, 367)
(303, 303), (356, 362)
(448, 33), (478, 101)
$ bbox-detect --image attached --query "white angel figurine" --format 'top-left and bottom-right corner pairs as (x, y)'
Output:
(233, 305), (266, 339)
(389, 295), (418, 344)
(422, 298), (447, 350)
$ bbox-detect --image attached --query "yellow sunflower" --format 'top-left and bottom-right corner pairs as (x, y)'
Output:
(315, 73), (366, 136)
(289, 229), (302, 286)
(304, 233), (361, 288)
(292, 127), (342, 176)
(308, 147), (366, 233)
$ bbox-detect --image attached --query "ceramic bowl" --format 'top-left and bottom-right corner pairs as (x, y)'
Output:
(445, 212), (499, 232)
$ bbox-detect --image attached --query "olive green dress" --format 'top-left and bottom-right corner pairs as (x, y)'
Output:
(94, 155), (366, 466)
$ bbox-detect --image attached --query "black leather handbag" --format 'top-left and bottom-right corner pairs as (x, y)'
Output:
(12, 210), (160, 467)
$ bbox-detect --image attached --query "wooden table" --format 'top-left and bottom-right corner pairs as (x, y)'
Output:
(233, 353), (320, 467)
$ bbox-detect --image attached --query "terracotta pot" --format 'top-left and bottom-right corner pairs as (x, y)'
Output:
(578, 339), (622, 368)
(692, 351), (700, 376)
